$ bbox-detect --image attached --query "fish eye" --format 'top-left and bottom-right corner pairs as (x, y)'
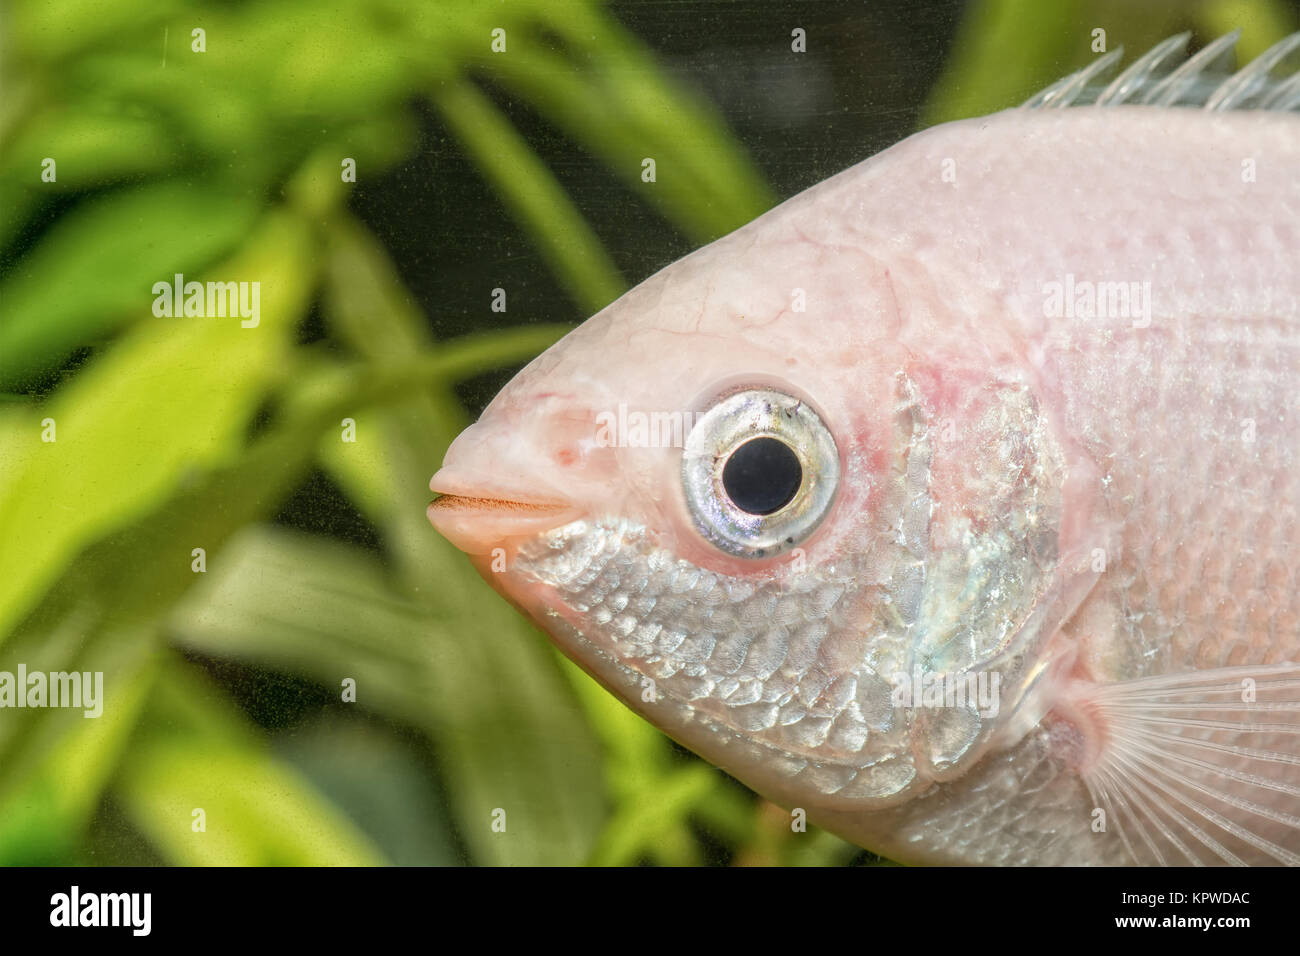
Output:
(681, 387), (839, 558)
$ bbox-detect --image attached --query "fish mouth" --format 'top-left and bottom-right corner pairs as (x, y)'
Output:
(427, 472), (580, 556)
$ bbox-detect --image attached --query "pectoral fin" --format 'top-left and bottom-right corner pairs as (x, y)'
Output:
(1068, 664), (1300, 866)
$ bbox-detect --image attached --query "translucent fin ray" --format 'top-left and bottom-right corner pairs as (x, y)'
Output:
(1023, 30), (1300, 111)
(1095, 33), (1191, 105)
(1074, 664), (1300, 865)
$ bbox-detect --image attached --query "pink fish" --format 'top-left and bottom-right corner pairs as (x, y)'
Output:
(428, 33), (1300, 865)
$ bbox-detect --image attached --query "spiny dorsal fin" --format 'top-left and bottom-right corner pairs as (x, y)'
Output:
(1022, 30), (1300, 110)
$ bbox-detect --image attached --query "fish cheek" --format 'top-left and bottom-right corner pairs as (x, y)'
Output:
(896, 364), (1090, 780)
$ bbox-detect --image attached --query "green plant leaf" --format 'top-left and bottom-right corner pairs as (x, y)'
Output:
(485, 7), (776, 242)
(432, 79), (626, 314)
(0, 181), (263, 386)
(169, 523), (609, 866)
(0, 208), (314, 644)
(113, 658), (387, 866)
(0, 625), (158, 864)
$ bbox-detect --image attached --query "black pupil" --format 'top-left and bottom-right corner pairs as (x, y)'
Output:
(721, 437), (803, 515)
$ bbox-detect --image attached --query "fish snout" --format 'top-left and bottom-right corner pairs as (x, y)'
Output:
(427, 420), (585, 555)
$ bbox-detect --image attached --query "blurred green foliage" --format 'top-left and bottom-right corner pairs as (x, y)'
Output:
(0, 0), (1293, 866)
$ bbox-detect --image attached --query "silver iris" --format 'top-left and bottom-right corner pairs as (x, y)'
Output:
(681, 387), (839, 558)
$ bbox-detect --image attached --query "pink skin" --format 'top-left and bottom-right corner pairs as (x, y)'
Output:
(430, 106), (1300, 864)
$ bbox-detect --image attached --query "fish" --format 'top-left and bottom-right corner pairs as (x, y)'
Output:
(427, 32), (1300, 865)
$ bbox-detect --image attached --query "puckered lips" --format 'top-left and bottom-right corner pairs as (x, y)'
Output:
(427, 469), (580, 555)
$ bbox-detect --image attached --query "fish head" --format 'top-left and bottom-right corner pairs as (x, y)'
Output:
(428, 189), (1080, 827)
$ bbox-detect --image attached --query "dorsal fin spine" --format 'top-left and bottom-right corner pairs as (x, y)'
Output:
(1021, 30), (1300, 112)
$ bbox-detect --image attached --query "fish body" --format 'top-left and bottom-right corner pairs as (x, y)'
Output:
(429, 37), (1300, 865)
